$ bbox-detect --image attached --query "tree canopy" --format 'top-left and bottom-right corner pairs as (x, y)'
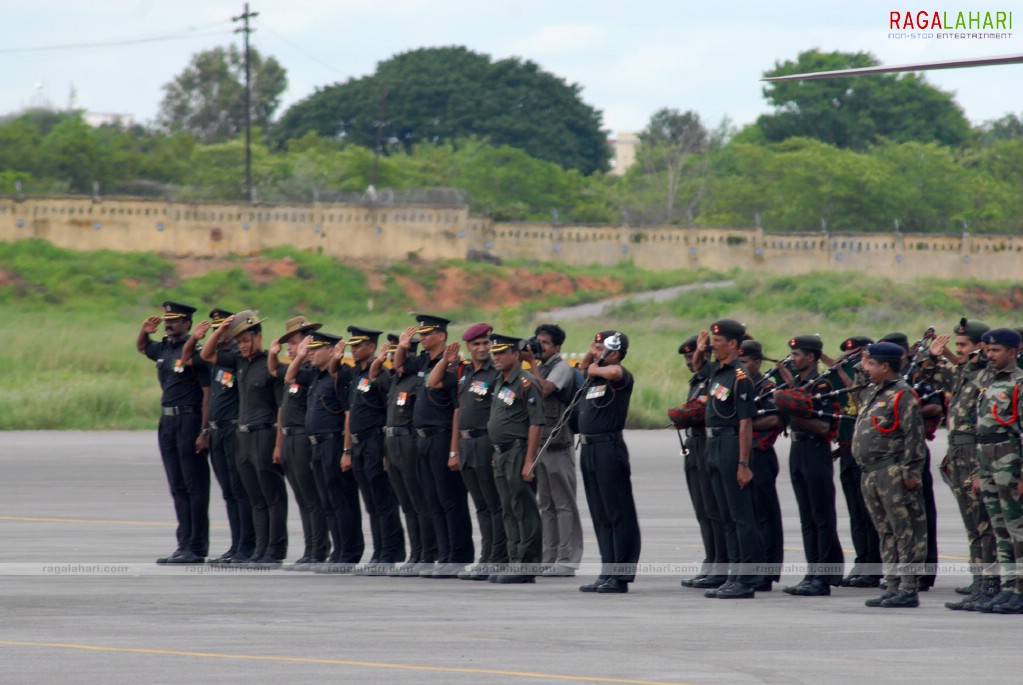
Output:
(757, 49), (971, 150)
(157, 45), (287, 144)
(272, 46), (609, 175)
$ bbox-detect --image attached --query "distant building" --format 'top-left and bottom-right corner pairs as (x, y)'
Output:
(608, 131), (639, 176)
(82, 112), (135, 128)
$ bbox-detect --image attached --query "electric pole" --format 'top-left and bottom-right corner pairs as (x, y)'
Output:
(233, 3), (258, 203)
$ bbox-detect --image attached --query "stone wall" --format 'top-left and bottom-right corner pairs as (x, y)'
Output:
(3, 196), (1022, 281)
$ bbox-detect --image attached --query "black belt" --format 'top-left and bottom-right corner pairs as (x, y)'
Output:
(861, 454), (899, 473)
(282, 426), (306, 436)
(705, 426), (736, 438)
(791, 431), (822, 443)
(579, 432), (619, 445)
(384, 426), (413, 437)
(948, 433), (976, 446)
(460, 428), (489, 440)
(308, 432), (341, 445)
(416, 427), (448, 438)
(238, 422), (276, 433)
(208, 419), (237, 430)
(493, 438), (526, 454)
(978, 433), (1018, 445)
(351, 428), (381, 444)
(162, 405), (198, 416)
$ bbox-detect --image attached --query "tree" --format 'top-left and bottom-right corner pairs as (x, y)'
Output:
(757, 49), (970, 150)
(631, 109), (712, 222)
(272, 46), (609, 175)
(157, 46), (287, 144)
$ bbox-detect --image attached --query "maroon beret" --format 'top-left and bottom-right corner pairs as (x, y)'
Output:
(462, 323), (493, 342)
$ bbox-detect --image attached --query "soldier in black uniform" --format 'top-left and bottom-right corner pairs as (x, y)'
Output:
(427, 323), (508, 581)
(486, 333), (544, 583)
(738, 339), (784, 591)
(290, 331), (363, 572)
(781, 334), (844, 596)
(199, 310), (287, 565)
(182, 309), (254, 564)
(344, 326), (405, 573)
(577, 330), (641, 594)
(394, 314), (474, 578)
(269, 317), (330, 570)
(377, 334), (437, 576)
(672, 334), (728, 589)
(690, 321), (762, 599)
(137, 301), (211, 564)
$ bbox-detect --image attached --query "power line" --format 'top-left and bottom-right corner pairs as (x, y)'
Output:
(0, 24), (233, 55)
(254, 18), (347, 77)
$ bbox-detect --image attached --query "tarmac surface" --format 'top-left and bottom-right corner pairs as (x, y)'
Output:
(1, 429), (1018, 685)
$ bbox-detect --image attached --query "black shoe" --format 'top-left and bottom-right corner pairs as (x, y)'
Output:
(580, 578), (609, 592)
(207, 550), (236, 565)
(247, 554), (283, 567)
(716, 582), (755, 599)
(783, 579), (811, 595)
(691, 575), (727, 589)
(865, 592), (896, 607)
(704, 581), (732, 599)
(680, 575), (705, 588)
(790, 579), (830, 596)
(165, 550), (205, 564)
(495, 574), (536, 584)
(429, 563), (465, 578)
(992, 592), (1023, 614)
(596, 579), (629, 593)
(156, 550), (185, 565)
(753, 580), (773, 593)
(848, 575), (881, 588)
(881, 591), (919, 608)
(840, 575), (857, 587)
(977, 589), (1016, 613)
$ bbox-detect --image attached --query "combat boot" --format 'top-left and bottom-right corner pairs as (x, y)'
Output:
(991, 592), (1023, 614)
(880, 591), (919, 608)
(976, 588), (1015, 613)
(954, 575), (981, 596)
(865, 591), (896, 608)
(962, 578), (1000, 612)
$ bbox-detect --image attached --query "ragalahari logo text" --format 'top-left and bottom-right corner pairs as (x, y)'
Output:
(889, 10), (1014, 40)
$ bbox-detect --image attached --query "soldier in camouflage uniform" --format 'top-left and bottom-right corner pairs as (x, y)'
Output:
(852, 342), (928, 608)
(926, 319), (999, 610)
(972, 328), (1023, 614)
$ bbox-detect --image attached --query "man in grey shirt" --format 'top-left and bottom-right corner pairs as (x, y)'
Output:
(522, 324), (584, 576)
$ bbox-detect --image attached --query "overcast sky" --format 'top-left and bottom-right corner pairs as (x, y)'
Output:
(3, 0), (1021, 134)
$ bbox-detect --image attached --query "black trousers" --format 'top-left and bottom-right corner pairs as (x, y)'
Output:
(310, 433), (364, 563)
(838, 444), (880, 577)
(580, 434), (641, 582)
(209, 423), (254, 558)
(157, 412), (210, 556)
(920, 449), (939, 587)
(789, 437), (844, 584)
(460, 433), (508, 564)
(385, 431), (436, 563)
(750, 445), (784, 582)
(707, 433), (763, 586)
(236, 428), (287, 559)
(683, 433), (727, 577)
(352, 430), (405, 563)
(416, 430), (474, 564)
(283, 432), (329, 560)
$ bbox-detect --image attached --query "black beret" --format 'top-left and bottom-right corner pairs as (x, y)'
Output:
(678, 335), (699, 355)
(739, 339), (763, 359)
(955, 318), (990, 343)
(788, 334), (823, 353)
(982, 328), (1022, 349)
(866, 342), (905, 363)
(880, 332), (910, 351)
(710, 319), (746, 341)
(841, 336), (873, 352)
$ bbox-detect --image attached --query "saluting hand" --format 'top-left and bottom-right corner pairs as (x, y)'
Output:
(192, 320), (211, 340)
(444, 342), (460, 365)
(697, 330), (711, 351)
(929, 334), (951, 358)
(399, 326), (417, 348)
(332, 338), (346, 361)
(142, 316), (161, 334)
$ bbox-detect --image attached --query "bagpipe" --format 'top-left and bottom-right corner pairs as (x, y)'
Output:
(760, 348), (864, 420)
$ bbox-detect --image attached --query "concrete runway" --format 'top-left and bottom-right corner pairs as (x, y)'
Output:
(0, 430), (1017, 685)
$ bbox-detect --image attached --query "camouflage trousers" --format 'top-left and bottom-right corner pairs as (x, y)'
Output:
(940, 442), (996, 574)
(860, 464), (928, 593)
(977, 440), (1023, 589)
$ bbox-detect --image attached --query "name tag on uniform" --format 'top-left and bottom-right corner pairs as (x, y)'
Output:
(173, 359), (184, 374)
(397, 391), (408, 406)
(498, 387), (516, 405)
(289, 383), (301, 395)
(357, 378), (372, 393)
(709, 382), (731, 401)
(586, 384), (607, 400)
(469, 380), (489, 396)
(216, 369), (235, 388)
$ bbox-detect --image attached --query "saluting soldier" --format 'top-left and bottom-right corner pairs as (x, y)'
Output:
(972, 328), (1023, 614)
(853, 342), (929, 608)
(928, 319), (1000, 609)
(672, 335), (728, 590)
(486, 333), (545, 583)
(199, 310), (287, 566)
(183, 308), (254, 564)
(269, 317), (330, 570)
(344, 326), (405, 574)
(577, 330), (641, 595)
(378, 334), (437, 576)
(394, 314), (474, 578)
(137, 301), (211, 564)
